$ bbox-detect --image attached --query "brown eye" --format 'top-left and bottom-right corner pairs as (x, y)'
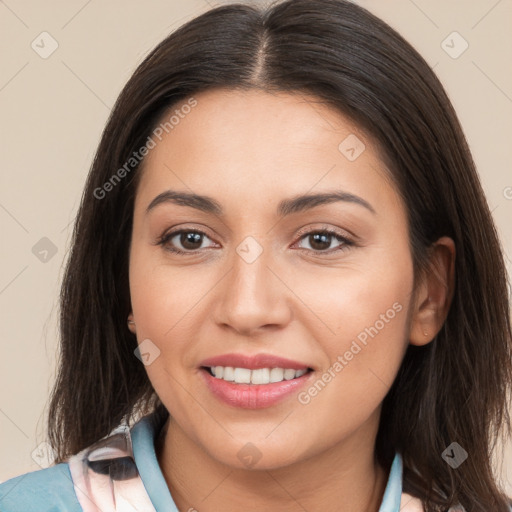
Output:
(157, 229), (215, 254)
(295, 230), (352, 253)
(177, 231), (203, 250)
(307, 232), (335, 251)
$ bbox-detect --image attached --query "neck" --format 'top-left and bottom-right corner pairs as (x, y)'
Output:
(157, 413), (389, 512)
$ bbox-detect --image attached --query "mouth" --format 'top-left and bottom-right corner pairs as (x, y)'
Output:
(198, 353), (315, 408)
(198, 363), (314, 409)
(201, 365), (313, 385)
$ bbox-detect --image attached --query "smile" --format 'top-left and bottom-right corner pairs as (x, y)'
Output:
(199, 366), (313, 409)
(205, 366), (310, 384)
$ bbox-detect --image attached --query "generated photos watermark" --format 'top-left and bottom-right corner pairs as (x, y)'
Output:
(297, 301), (403, 405)
(94, 97), (198, 200)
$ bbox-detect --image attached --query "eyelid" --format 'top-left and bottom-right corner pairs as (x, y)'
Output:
(293, 223), (355, 242)
(155, 227), (218, 253)
(154, 222), (217, 243)
(291, 225), (355, 254)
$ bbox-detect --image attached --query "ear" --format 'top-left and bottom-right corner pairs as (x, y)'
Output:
(409, 236), (456, 346)
(127, 312), (137, 334)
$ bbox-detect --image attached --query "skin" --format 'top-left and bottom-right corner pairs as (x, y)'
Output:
(128, 88), (455, 512)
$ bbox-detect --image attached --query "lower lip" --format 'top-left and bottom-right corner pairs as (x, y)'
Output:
(200, 368), (313, 409)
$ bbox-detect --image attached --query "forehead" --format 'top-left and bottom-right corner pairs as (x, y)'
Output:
(134, 88), (402, 218)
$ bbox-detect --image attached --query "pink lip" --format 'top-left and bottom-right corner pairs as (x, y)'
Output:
(199, 367), (313, 409)
(199, 353), (311, 370)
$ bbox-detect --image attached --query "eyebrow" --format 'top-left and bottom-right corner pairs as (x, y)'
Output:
(145, 189), (376, 217)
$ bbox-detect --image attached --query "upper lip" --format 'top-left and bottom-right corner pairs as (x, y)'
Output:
(199, 353), (311, 371)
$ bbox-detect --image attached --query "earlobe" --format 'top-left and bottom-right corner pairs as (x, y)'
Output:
(127, 312), (136, 334)
(409, 236), (456, 346)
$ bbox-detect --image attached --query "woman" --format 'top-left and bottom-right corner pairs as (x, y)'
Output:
(1, 0), (511, 511)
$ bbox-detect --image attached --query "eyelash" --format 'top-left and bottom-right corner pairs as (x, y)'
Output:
(156, 227), (355, 256)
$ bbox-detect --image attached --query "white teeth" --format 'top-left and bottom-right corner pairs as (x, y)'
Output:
(209, 366), (309, 384)
(269, 368), (284, 383)
(283, 369), (296, 380)
(222, 366), (235, 381)
(233, 367), (251, 384)
(251, 368), (270, 384)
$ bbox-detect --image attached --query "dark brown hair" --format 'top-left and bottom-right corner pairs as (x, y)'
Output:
(48, 0), (512, 510)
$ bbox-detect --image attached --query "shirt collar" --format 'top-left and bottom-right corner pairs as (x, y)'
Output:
(377, 450), (404, 511)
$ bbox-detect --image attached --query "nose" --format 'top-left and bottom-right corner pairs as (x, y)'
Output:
(212, 242), (293, 336)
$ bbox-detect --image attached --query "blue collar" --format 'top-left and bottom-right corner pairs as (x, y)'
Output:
(131, 413), (405, 512)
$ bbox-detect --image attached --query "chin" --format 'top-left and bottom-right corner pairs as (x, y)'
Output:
(198, 433), (311, 471)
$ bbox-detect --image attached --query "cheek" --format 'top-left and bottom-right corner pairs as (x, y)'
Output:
(291, 298), (410, 451)
(287, 245), (412, 345)
(288, 245), (413, 407)
(128, 250), (204, 408)
(128, 245), (217, 365)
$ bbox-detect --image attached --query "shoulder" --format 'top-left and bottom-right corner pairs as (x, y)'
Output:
(0, 410), (167, 512)
(400, 492), (424, 510)
(0, 463), (81, 512)
(401, 491), (512, 512)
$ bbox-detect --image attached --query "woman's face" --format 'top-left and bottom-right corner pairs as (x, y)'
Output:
(128, 88), (416, 469)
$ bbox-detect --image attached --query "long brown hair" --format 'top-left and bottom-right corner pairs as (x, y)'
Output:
(48, 1), (512, 510)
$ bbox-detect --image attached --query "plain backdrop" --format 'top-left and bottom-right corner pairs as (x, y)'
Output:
(1, 0), (511, 495)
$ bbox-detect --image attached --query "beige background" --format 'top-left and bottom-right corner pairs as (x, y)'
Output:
(1, 0), (511, 495)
